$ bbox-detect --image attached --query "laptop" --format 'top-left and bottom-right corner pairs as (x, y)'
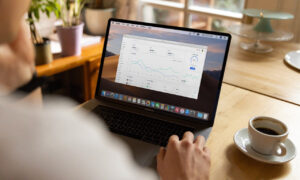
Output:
(83, 18), (231, 168)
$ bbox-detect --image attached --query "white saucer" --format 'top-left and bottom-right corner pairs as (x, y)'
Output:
(284, 50), (300, 71)
(234, 128), (296, 164)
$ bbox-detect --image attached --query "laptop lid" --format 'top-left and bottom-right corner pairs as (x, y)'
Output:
(95, 18), (231, 126)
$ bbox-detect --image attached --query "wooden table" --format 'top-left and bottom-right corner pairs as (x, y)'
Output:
(36, 38), (105, 100)
(75, 36), (300, 178)
(80, 83), (300, 179)
(224, 36), (300, 105)
(36, 39), (104, 77)
(208, 83), (300, 179)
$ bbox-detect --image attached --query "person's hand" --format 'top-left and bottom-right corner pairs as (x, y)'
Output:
(157, 132), (211, 180)
(0, 20), (35, 94)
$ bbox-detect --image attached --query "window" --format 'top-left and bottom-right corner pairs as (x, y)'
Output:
(139, 0), (245, 31)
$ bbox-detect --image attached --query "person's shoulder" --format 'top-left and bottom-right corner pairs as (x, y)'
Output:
(0, 95), (107, 139)
(0, 95), (158, 180)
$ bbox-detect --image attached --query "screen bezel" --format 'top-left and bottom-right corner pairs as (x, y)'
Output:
(95, 18), (231, 126)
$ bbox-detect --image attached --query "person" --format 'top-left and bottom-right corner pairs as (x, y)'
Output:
(0, 0), (211, 179)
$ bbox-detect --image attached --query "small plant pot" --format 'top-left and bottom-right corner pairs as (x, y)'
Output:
(56, 23), (84, 56)
(85, 8), (115, 35)
(34, 38), (53, 65)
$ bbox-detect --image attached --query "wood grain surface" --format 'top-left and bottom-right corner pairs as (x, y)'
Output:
(208, 83), (300, 179)
(224, 36), (300, 105)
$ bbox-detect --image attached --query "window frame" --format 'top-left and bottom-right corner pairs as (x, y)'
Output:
(139, 0), (245, 28)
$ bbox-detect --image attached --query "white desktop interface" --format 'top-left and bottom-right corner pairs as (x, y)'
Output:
(115, 34), (208, 99)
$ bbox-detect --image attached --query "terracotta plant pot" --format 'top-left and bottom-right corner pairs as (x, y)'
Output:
(56, 23), (84, 56)
(85, 8), (114, 35)
(35, 38), (53, 65)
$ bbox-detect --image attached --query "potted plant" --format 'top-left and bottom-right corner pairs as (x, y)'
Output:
(56, 0), (87, 56)
(84, 0), (115, 35)
(27, 0), (60, 65)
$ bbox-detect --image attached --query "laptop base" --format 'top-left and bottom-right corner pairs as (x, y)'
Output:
(81, 99), (212, 168)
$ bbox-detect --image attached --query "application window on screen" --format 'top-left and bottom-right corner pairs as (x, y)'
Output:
(115, 34), (208, 99)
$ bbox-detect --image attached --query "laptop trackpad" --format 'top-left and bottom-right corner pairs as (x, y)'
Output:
(113, 134), (160, 169)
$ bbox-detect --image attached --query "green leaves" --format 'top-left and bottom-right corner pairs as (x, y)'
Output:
(28, 0), (87, 27)
(27, 0), (62, 44)
(33, 8), (40, 20)
(28, 0), (61, 22)
(59, 0), (87, 27)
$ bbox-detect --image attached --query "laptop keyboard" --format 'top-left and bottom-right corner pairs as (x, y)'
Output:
(93, 105), (195, 147)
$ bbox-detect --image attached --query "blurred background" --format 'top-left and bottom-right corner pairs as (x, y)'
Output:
(33, 0), (300, 104)
(37, 0), (300, 42)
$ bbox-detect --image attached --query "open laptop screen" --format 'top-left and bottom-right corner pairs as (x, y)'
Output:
(96, 19), (231, 123)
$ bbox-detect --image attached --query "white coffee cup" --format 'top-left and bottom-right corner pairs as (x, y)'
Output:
(248, 116), (288, 156)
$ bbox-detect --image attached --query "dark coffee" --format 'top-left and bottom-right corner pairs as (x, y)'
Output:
(256, 127), (279, 135)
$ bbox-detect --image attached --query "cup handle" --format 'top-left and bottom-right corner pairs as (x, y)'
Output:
(274, 143), (287, 156)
